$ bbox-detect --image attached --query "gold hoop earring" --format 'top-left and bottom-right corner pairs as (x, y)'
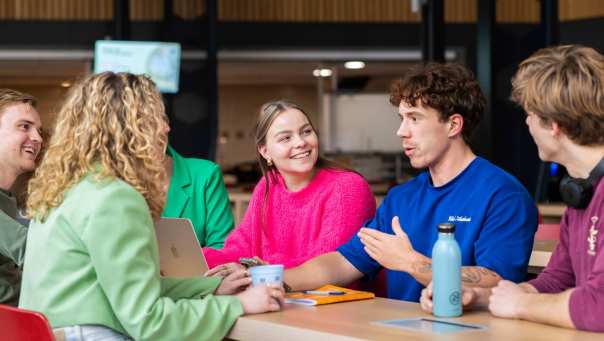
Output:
(266, 159), (273, 167)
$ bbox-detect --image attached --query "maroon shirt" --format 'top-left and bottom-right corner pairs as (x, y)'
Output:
(529, 178), (604, 331)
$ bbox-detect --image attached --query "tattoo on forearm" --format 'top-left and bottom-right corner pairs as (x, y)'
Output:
(461, 267), (498, 284)
(461, 270), (481, 283)
(478, 267), (498, 277)
(412, 261), (432, 274)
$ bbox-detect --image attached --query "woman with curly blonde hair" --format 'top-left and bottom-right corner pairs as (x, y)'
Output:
(19, 72), (284, 341)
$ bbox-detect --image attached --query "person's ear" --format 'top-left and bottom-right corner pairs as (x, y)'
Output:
(551, 121), (562, 137)
(258, 145), (270, 162)
(447, 113), (464, 138)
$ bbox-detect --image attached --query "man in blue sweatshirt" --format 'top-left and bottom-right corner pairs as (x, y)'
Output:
(285, 63), (538, 302)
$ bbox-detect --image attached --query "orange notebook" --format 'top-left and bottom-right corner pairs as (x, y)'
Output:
(285, 285), (375, 306)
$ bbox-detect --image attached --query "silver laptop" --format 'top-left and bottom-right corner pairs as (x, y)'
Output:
(154, 218), (209, 277)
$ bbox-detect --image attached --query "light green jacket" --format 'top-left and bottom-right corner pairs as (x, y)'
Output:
(0, 189), (27, 306)
(19, 174), (243, 340)
(163, 146), (234, 248)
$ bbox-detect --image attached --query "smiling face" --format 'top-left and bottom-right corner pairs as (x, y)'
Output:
(258, 108), (319, 181)
(396, 101), (455, 170)
(0, 103), (43, 181)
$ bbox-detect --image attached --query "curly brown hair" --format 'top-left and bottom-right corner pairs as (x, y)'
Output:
(27, 72), (168, 221)
(389, 63), (486, 144)
(511, 45), (604, 146)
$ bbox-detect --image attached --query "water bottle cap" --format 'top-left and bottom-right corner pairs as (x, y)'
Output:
(437, 223), (455, 233)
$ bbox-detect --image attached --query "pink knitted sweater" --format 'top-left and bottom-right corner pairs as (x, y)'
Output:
(203, 168), (376, 269)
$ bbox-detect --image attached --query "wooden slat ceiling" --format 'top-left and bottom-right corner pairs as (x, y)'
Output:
(0, 60), (90, 85)
(0, 0), (602, 23)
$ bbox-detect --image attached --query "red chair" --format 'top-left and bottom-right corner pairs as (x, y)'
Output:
(535, 223), (561, 241)
(0, 304), (55, 341)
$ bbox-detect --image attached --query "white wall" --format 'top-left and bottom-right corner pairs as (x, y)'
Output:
(330, 93), (401, 152)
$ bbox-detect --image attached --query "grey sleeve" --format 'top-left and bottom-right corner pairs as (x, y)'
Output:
(0, 211), (28, 266)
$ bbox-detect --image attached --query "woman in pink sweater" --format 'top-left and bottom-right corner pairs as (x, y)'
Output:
(204, 100), (376, 269)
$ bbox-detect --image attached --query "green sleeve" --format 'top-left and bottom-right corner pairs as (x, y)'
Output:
(203, 164), (235, 248)
(81, 183), (243, 340)
(160, 276), (221, 299)
(0, 211), (27, 266)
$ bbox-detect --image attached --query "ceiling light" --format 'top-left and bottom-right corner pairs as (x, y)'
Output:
(344, 61), (366, 70)
(60, 81), (71, 88)
(312, 68), (333, 78)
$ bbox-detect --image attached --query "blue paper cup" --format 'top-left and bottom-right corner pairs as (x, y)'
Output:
(249, 264), (284, 287)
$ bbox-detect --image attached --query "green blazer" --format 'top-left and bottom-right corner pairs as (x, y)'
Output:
(19, 173), (243, 340)
(162, 146), (234, 248)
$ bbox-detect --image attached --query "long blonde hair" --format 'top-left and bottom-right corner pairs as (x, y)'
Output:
(254, 100), (353, 198)
(27, 72), (168, 221)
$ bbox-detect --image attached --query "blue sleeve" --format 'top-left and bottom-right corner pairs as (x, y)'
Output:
(337, 196), (392, 277)
(474, 189), (538, 282)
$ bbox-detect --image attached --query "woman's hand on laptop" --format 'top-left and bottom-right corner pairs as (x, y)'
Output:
(237, 284), (285, 314)
(205, 262), (246, 278)
(214, 268), (252, 295)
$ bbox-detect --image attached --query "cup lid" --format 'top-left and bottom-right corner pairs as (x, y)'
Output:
(437, 223), (455, 233)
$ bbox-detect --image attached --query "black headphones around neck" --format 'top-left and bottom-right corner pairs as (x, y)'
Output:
(559, 156), (604, 209)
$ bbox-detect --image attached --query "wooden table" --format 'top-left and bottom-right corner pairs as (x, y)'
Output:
(538, 203), (566, 224)
(226, 297), (598, 340)
(529, 240), (558, 268)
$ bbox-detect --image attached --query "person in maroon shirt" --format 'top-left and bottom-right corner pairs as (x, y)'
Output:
(420, 45), (604, 332)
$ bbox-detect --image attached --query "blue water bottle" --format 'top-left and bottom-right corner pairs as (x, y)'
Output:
(432, 222), (462, 317)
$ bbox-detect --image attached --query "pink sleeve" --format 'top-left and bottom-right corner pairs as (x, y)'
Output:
(263, 173), (376, 268)
(568, 248), (604, 331)
(529, 214), (576, 293)
(319, 173), (376, 252)
(203, 181), (264, 268)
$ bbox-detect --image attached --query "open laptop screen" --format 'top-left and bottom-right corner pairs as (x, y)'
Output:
(154, 218), (209, 277)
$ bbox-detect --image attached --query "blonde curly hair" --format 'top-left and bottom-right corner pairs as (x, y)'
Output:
(27, 72), (168, 221)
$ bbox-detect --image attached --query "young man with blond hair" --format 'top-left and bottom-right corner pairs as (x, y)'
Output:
(0, 89), (42, 305)
(421, 45), (604, 332)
